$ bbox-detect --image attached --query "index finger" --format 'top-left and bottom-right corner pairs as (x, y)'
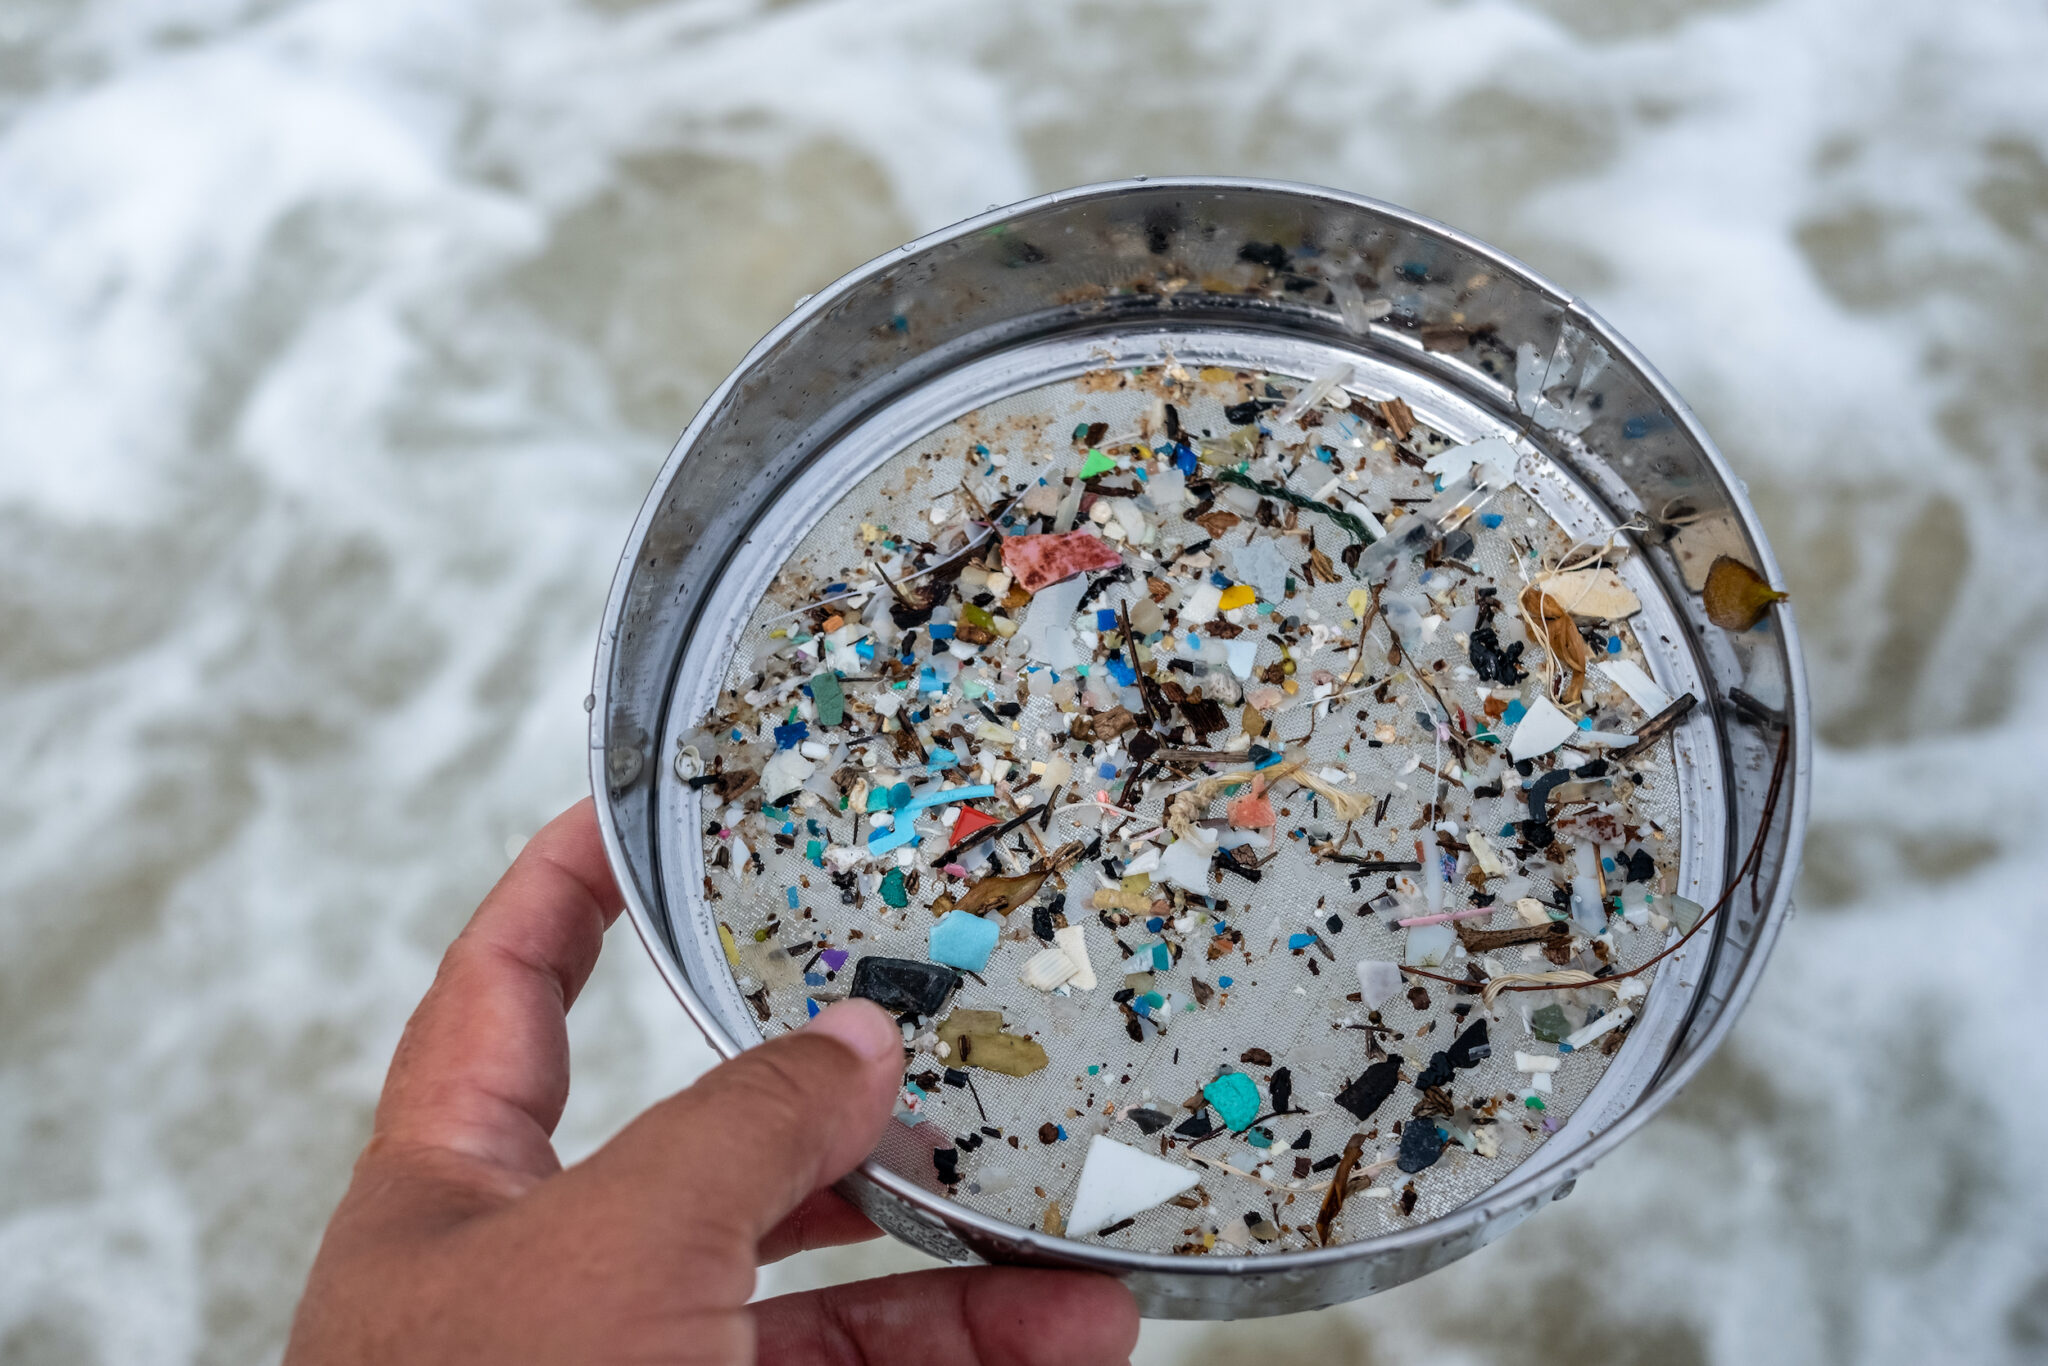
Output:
(374, 798), (624, 1183)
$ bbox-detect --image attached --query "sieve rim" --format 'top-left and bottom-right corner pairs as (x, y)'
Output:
(590, 176), (1812, 1280)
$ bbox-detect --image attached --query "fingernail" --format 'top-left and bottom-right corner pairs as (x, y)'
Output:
(806, 998), (904, 1067)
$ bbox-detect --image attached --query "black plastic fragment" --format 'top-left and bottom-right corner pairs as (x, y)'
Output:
(1396, 1119), (1445, 1173)
(1032, 902), (1057, 942)
(1126, 1108), (1174, 1136)
(933, 1146), (960, 1184)
(1467, 623), (1526, 685)
(849, 956), (959, 1016)
(1525, 768), (1574, 824)
(1174, 1110), (1216, 1138)
(1334, 1058), (1401, 1120)
(1290, 1128), (1313, 1150)
(1224, 398), (1277, 426)
(1626, 848), (1656, 884)
(1237, 240), (1292, 271)
(1446, 1018), (1491, 1069)
(1415, 1051), (1455, 1091)
(1269, 1066), (1293, 1114)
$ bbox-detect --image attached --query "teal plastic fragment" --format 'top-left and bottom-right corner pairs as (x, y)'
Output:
(1203, 1072), (1263, 1132)
(811, 672), (845, 726)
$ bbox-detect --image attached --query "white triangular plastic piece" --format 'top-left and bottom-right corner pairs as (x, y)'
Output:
(1508, 696), (1578, 760)
(1065, 1135), (1199, 1237)
(1596, 658), (1671, 715)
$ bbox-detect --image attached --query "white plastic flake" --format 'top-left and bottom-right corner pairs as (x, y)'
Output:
(1507, 696), (1578, 760)
(1596, 659), (1672, 715)
(1356, 959), (1404, 1010)
(1064, 1135), (1200, 1237)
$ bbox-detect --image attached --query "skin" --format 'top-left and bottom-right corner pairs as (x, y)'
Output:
(285, 799), (1141, 1366)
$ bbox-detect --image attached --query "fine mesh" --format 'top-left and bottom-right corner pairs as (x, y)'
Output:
(693, 367), (1685, 1256)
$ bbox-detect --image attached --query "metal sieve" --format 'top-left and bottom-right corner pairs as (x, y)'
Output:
(589, 178), (1809, 1319)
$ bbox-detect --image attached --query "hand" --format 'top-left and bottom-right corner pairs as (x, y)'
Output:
(284, 799), (1139, 1365)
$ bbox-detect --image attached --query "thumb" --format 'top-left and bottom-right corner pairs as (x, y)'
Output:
(572, 999), (905, 1262)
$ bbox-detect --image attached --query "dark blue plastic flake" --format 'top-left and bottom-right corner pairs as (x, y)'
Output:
(774, 722), (809, 750)
(1397, 1119), (1446, 1173)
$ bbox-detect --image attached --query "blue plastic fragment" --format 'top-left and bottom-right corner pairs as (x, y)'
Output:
(929, 910), (1000, 972)
(1096, 608), (1118, 631)
(1608, 636), (1623, 654)
(1105, 657), (1136, 686)
(1218, 975), (1234, 988)
(806, 998), (820, 1018)
(1287, 932), (1314, 950)
(1209, 570), (1231, 588)
(786, 886), (800, 909)
(1099, 762), (1117, 780)
(929, 622), (955, 640)
(1481, 512), (1504, 528)
(1152, 943), (1171, 970)
(867, 824), (920, 855)
(1176, 445), (1197, 476)
(774, 722), (809, 749)
(1503, 699), (1528, 725)
(927, 747), (959, 770)
(1145, 916), (1164, 932)
(803, 972), (826, 987)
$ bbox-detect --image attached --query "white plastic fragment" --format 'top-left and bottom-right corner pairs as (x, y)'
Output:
(1467, 830), (1507, 877)
(761, 749), (816, 798)
(1020, 947), (1078, 991)
(1422, 437), (1518, 490)
(1404, 921), (1456, 967)
(1064, 1135), (1200, 1237)
(1152, 838), (1214, 892)
(1564, 1008), (1632, 1050)
(1507, 696), (1578, 760)
(1595, 658), (1672, 715)
(1227, 539), (1292, 604)
(1356, 959), (1404, 1010)
(1276, 362), (1352, 425)
(1053, 924), (1096, 990)
(1514, 1050), (1560, 1073)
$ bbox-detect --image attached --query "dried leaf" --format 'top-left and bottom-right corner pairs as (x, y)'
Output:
(1702, 555), (1788, 631)
(956, 870), (1050, 915)
(1519, 581), (1589, 705)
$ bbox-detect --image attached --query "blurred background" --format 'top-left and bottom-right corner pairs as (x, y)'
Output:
(3, 0), (2045, 1362)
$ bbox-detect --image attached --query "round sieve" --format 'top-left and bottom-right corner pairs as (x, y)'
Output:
(589, 179), (1809, 1319)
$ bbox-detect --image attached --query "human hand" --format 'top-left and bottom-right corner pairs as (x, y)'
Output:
(284, 799), (1139, 1365)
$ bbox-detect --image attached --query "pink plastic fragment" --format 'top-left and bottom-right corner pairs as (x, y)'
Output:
(1226, 777), (1274, 829)
(1394, 905), (1498, 928)
(1002, 531), (1124, 594)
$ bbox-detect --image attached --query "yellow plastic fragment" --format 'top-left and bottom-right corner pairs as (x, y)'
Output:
(1347, 588), (1371, 619)
(1218, 584), (1257, 610)
(718, 922), (739, 968)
